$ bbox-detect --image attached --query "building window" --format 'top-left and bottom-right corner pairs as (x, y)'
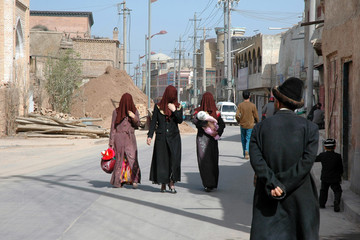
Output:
(15, 19), (24, 59)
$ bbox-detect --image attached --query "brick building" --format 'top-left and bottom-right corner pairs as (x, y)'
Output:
(0, 0), (30, 136)
(30, 10), (93, 38)
(321, 0), (360, 194)
(29, 11), (123, 110)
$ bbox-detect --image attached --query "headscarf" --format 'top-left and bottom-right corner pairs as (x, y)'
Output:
(115, 93), (137, 125)
(157, 85), (180, 118)
(195, 92), (218, 118)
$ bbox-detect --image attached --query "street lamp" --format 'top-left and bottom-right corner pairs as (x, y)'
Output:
(146, 28), (167, 109)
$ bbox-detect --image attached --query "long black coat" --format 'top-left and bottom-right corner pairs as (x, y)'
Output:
(148, 105), (183, 184)
(249, 110), (319, 240)
(193, 112), (225, 189)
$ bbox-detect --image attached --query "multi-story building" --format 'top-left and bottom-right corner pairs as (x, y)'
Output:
(233, 33), (281, 113)
(29, 11), (123, 109)
(196, 38), (217, 99)
(214, 27), (246, 102)
(0, 0), (30, 136)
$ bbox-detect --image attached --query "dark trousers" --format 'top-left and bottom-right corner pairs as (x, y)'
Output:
(319, 181), (342, 207)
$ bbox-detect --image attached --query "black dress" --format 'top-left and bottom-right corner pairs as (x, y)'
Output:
(193, 111), (225, 189)
(148, 105), (183, 184)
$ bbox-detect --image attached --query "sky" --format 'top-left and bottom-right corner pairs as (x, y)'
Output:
(30, 0), (304, 77)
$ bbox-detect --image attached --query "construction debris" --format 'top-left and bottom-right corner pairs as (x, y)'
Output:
(15, 112), (108, 139)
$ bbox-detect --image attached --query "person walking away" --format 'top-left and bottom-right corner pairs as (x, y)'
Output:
(261, 96), (275, 120)
(235, 91), (258, 159)
(249, 77), (320, 240)
(147, 85), (183, 193)
(109, 93), (141, 188)
(312, 103), (325, 129)
(307, 102), (321, 121)
(192, 92), (225, 192)
(315, 138), (343, 212)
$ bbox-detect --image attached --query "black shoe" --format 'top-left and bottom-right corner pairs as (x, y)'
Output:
(334, 205), (340, 212)
(320, 205), (325, 209)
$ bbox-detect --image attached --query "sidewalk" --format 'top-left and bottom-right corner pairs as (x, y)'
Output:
(313, 130), (360, 224)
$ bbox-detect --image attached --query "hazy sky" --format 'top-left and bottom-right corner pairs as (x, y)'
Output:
(30, 0), (304, 76)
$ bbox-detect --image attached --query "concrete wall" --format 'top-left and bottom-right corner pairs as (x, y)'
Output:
(277, 24), (306, 83)
(322, 0), (360, 194)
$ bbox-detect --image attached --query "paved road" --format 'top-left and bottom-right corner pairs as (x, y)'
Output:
(0, 125), (359, 240)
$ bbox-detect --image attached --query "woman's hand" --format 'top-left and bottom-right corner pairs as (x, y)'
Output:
(168, 103), (176, 112)
(128, 111), (135, 119)
(147, 137), (152, 145)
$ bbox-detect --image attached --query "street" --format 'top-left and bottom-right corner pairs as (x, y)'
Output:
(0, 124), (359, 240)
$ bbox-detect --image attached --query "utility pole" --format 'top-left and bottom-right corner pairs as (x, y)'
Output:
(306, 0), (316, 115)
(190, 13), (201, 106)
(226, 1), (232, 102)
(173, 48), (177, 89)
(176, 36), (184, 101)
(202, 27), (211, 94)
(218, 0), (239, 102)
(118, 1), (131, 73)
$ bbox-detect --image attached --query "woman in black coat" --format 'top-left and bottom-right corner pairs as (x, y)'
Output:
(192, 92), (225, 192)
(147, 85), (183, 193)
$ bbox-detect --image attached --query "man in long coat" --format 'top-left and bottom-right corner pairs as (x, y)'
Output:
(249, 77), (320, 240)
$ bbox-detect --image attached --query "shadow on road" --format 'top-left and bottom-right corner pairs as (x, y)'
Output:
(180, 161), (254, 235)
(3, 173), (246, 232)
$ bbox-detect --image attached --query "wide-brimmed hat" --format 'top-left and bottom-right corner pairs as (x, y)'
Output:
(272, 77), (304, 108)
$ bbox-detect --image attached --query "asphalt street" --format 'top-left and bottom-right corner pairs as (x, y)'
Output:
(0, 124), (359, 240)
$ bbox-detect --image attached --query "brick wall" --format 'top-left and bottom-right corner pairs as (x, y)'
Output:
(30, 15), (90, 38)
(73, 39), (120, 78)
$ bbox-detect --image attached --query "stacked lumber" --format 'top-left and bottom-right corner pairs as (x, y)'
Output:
(16, 113), (109, 139)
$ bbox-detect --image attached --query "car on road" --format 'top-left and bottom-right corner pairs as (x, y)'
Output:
(216, 101), (237, 125)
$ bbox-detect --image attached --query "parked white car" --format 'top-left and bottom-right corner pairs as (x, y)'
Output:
(216, 102), (238, 125)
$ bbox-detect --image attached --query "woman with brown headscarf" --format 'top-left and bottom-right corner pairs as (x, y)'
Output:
(192, 92), (225, 192)
(109, 93), (141, 188)
(147, 85), (183, 193)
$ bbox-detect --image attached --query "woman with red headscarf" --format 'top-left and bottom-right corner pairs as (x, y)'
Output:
(192, 92), (225, 192)
(147, 85), (183, 193)
(109, 93), (141, 188)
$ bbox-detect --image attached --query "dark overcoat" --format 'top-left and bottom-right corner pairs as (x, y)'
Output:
(249, 110), (319, 240)
(148, 105), (183, 184)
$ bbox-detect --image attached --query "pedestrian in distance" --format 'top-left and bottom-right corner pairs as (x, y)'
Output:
(192, 92), (225, 192)
(235, 91), (259, 159)
(147, 85), (183, 193)
(315, 138), (343, 212)
(249, 77), (320, 240)
(312, 103), (325, 129)
(109, 93), (141, 188)
(261, 95), (275, 121)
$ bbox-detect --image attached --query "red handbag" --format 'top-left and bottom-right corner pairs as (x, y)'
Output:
(101, 148), (116, 174)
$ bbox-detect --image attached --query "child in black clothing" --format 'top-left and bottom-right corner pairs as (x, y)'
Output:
(315, 138), (343, 212)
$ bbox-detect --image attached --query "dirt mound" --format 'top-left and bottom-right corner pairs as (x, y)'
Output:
(71, 66), (196, 134)
(71, 66), (151, 129)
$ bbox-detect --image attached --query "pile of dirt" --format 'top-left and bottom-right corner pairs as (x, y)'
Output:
(71, 66), (196, 134)
(71, 66), (151, 129)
